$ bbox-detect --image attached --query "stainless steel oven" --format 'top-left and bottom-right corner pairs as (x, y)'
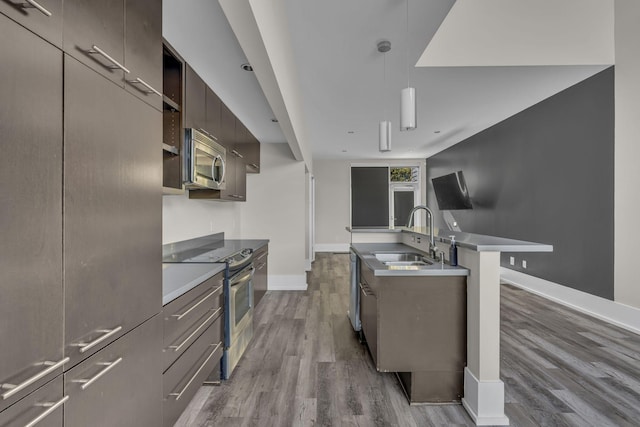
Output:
(222, 249), (254, 379)
(183, 128), (226, 190)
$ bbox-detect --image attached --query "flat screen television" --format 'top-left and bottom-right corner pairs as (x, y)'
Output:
(432, 171), (473, 210)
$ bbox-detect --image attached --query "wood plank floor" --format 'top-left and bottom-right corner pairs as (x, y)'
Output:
(174, 253), (640, 427)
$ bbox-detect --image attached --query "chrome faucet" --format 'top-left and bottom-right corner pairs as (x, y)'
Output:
(406, 205), (438, 259)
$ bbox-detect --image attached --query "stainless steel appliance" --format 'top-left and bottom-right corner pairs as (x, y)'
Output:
(222, 249), (254, 379)
(183, 128), (226, 190)
(348, 250), (362, 334)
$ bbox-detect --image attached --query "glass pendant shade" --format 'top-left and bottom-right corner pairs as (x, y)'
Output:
(379, 120), (391, 152)
(400, 86), (416, 130)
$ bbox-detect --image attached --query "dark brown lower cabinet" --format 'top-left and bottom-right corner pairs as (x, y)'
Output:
(64, 316), (162, 427)
(64, 54), (162, 368)
(0, 376), (64, 427)
(253, 245), (269, 307)
(163, 322), (222, 427)
(359, 279), (378, 366)
(0, 14), (65, 413)
(162, 271), (225, 427)
(162, 272), (224, 372)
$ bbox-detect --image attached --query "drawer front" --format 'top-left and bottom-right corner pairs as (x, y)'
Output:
(163, 273), (223, 370)
(163, 322), (223, 427)
(0, 376), (64, 427)
(64, 315), (161, 427)
(163, 304), (223, 372)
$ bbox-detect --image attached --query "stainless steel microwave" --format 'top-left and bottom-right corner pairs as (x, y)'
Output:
(183, 128), (226, 190)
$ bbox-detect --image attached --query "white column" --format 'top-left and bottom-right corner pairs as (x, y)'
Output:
(459, 248), (509, 425)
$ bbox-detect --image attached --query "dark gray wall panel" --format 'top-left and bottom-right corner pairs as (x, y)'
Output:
(352, 167), (389, 227)
(427, 67), (614, 299)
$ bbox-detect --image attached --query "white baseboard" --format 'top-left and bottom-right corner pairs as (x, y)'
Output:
(462, 368), (509, 426)
(314, 243), (350, 253)
(267, 274), (307, 291)
(305, 259), (312, 272)
(500, 268), (640, 335)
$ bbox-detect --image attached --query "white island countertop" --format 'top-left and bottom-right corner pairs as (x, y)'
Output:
(348, 226), (553, 253)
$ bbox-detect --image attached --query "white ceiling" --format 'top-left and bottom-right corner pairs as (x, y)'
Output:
(164, 0), (613, 164)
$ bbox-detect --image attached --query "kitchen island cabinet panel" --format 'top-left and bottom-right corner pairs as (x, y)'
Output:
(0, 0), (63, 48)
(359, 262), (466, 403)
(0, 15), (64, 412)
(63, 55), (162, 368)
(63, 0), (125, 86)
(64, 316), (162, 427)
(359, 277), (378, 366)
(124, 0), (163, 110)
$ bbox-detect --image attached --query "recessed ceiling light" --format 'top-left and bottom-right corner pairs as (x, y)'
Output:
(241, 63), (253, 71)
(342, 149), (347, 152)
(434, 130), (441, 134)
(347, 131), (355, 134)
(271, 118), (278, 123)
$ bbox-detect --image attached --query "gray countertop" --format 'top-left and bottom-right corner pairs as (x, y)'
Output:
(161, 233), (269, 305)
(351, 243), (469, 277)
(348, 225), (553, 253)
(162, 263), (226, 306)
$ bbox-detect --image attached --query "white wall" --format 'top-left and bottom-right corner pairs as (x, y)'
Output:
(163, 196), (241, 244)
(239, 143), (307, 290)
(314, 158), (427, 253)
(314, 159), (351, 252)
(614, 0), (640, 309)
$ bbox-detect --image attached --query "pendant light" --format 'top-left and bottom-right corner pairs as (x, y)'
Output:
(378, 40), (391, 152)
(400, 0), (416, 131)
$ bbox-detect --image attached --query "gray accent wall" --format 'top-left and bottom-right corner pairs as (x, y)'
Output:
(426, 67), (614, 300)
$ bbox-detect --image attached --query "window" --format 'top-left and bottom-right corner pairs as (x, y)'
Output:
(390, 167), (420, 226)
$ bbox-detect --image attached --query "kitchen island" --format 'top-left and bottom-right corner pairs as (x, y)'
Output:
(352, 243), (469, 404)
(350, 226), (553, 426)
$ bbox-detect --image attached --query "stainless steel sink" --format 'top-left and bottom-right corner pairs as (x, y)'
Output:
(374, 252), (426, 263)
(373, 252), (434, 269)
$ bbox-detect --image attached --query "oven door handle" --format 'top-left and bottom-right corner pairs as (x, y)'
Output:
(230, 267), (255, 287)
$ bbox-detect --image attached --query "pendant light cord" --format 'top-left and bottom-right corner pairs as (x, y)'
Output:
(383, 51), (387, 118)
(406, 0), (410, 87)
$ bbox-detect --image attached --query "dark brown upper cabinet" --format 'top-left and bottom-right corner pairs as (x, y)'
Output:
(182, 63), (259, 200)
(231, 119), (260, 174)
(124, 0), (162, 111)
(63, 0), (125, 85)
(162, 42), (184, 191)
(205, 87), (222, 142)
(189, 104), (246, 202)
(244, 131), (261, 174)
(0, 0), (63, 48)
(184, 64), (206, 132)
(63, 0), (162, 109)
